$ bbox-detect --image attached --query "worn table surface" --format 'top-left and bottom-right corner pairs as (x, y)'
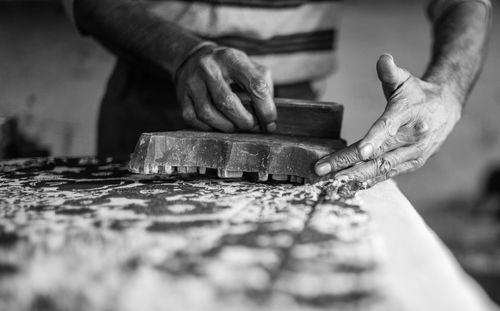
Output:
(0, 157), (496, 311)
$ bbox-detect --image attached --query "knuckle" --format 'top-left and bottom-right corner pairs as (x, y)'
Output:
(378, 117), (392, 131)
(217, 47), (242, 60)
(330, 152), (357, 171)
(380, 116), (399, 137)
(412, 157), (425, 168)
(249, 77), (269, 98)
(415, 121), (430, 136)
(371, 144), (386, 159)
(216, 94), (238, 111)
(376, 157), (393, 175)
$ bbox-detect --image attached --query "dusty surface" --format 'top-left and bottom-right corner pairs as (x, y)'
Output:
(0, 157), (496, 311)
(0, 157), (391, 311)
(1, 0), (500, 305)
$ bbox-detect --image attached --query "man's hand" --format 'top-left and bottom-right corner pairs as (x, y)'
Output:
(72, 1), (277, 133)
(176, 46), (277, 133)
(313, 1), (491, 187)
(314, 54), (461, 186)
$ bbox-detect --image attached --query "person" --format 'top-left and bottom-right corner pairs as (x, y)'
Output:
(65, 0), (491, 186)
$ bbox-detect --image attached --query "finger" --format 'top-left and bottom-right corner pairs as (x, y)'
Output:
(376, 53), (411, 98)
(392, 156), (425, 174)
(221, 49), (277, 132)
(334, 145), (421, 183)
(180, 95), (213, 131)
(366, 156), (426, 187)
(235, 64), (276, 132)
(190, 80), (236, 132)
(315, 120), (417, 177)
(360, 55), (413, 160)
(256, 61), (276, 131)
(315, 142), (363, 176)
(357, 105), (411, 161)
(254, 61), (274, 98)
(203, 65), (257, 131)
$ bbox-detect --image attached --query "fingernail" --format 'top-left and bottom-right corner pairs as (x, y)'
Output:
(359, 143), (373, 160)
(380, 53), (394, 64)
(266, 122), (276, 132)
(315, 162), (332, 176)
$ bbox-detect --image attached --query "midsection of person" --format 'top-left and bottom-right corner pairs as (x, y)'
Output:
(92, 0), (342, 156)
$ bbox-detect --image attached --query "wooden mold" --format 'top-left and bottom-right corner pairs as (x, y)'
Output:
(128, 131), (345, 183)
(129, 98), (345, 183)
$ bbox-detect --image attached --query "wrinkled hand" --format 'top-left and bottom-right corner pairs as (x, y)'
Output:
(315, 54), (462, 186)
(176, 45), (276, 132)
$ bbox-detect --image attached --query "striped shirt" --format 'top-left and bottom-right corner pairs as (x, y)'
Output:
(64, 0), (491, 85)
(144, 0), (342, 84)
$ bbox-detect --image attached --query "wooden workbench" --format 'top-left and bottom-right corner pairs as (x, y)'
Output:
(0, 157), (496, 311)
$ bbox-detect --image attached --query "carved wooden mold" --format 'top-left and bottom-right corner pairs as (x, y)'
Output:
(128, 131), (345, 183)
(129, 98), (344, 183)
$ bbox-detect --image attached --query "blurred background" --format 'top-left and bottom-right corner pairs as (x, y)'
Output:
(0, 0), (499, 303)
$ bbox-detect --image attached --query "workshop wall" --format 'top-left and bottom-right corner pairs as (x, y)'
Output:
(0, 0), (499, 213)
(0, 2), (113, 157)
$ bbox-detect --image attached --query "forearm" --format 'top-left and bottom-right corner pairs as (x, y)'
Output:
(73, 0), (210, 77)
(423, 1), (491, 107)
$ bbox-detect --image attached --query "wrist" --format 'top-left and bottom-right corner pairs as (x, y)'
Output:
(422, 74), (463, 123)
(438, 82), (463, 123)
(442, 84), (463, 123)
(423, 71), (463, 101)
(172, 41), (218, 81)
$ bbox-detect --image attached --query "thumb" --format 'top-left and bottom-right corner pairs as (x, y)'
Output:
(377, 54), (411, 99)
